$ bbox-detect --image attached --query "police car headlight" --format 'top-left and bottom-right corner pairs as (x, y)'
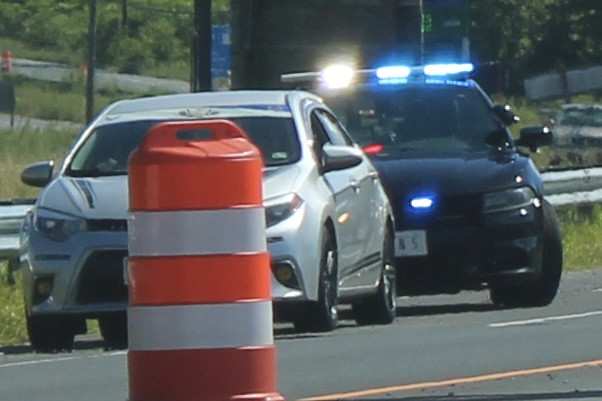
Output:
(34, 208), (88, 241)
(483, 187), (538, 213)
(264, 194), (304, 228)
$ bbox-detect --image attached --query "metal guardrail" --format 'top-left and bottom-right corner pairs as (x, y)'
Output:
(541, 167), (602, 207)
(0, 199), (34, 265)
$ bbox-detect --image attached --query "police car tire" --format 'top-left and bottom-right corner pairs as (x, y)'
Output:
(99, 313), (128, 349)
(489, 200), (563, 307)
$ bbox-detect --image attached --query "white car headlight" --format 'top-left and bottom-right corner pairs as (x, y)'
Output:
(483, 187), (538, 213)
(34, 208), (88, 241)
(264, 194), (304, 228)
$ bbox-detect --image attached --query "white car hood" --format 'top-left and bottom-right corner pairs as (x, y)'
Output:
(262, 165), (302, 200)
(38, 176), (129, 219)
(36, 165), (301, 219)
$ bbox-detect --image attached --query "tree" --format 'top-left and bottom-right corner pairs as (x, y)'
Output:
(470, 0), (602, 94)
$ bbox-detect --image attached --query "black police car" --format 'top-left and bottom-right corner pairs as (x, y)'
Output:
(284, 63), (562, 307)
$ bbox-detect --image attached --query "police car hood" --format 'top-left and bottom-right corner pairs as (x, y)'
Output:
(372, 149), (531, 200)
(37, 175), (129, 219)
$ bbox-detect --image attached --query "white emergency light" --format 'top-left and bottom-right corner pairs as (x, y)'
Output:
(321, 64), (354, 89)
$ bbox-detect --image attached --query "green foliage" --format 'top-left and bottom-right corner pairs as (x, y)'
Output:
(470, 1), (602, 93)
(1, 1), (600, 92)
(0, 0), (229, 78)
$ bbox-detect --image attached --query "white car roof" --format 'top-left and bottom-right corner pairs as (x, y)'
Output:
(102, 90), (321, 117)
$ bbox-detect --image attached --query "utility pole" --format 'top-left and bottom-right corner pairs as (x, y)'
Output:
(86, 0), (97, 123)
(419, 0), (425, 65)
(193, 0), (212, 92)
(121, 0), (128, 27)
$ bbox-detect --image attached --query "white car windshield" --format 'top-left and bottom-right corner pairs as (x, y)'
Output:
(66, 115), (301, 177)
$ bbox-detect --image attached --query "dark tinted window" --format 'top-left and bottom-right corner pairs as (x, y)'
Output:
(230, 117), (300, 166)
(327, 84), (503, 151)
(68, 120), (154, 176)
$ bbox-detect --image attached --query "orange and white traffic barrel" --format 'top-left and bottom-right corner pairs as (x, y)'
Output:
(1, 51), (12, 73)
(127, 119), (284, 401)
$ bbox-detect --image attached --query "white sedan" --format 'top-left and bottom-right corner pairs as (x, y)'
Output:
(19, 90), (396, 351)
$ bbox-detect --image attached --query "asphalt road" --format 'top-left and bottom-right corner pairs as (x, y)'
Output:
(1, 269), (601, 401)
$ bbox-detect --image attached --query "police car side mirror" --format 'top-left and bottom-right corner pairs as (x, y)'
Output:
(492, 104), (520, 125)
(515, 126), (553, 152)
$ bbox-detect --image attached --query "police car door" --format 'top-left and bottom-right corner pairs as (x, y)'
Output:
(309, 108), (379, 289)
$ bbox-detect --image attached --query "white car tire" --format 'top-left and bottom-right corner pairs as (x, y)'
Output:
(293, 229), (339, 332)
(352, 224), (397, 325)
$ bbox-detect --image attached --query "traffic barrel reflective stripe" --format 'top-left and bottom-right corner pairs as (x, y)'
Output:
(128, 302), (274, 350)
(127, 119), (284, 401)
(128, 208), (267, 256)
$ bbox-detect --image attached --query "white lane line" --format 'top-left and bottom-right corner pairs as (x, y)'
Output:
(0, 350), (126, 369)
(489, 310), (602, 328)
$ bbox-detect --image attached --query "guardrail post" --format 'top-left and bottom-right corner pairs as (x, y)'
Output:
(127, 119), (284, 401)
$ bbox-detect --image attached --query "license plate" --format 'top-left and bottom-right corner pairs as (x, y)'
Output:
(395, 230), (427, 257)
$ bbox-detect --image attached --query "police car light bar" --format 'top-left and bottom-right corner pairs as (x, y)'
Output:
(281, 62), (476, 88)
(375, 66), (411, 79)
(281, 71), (322, 84)
(321, 65), (355, 89)
(423, 63), (474, 76)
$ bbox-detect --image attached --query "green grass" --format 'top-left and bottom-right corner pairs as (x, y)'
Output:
(0, 267), (28, 345)
(0, 127), (80, 199)
(0, 38), (83, 67)
(12, 76), (165, 124)
(557, 205), (602, 271)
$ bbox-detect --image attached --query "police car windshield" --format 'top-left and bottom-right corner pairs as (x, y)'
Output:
(326, 84), (503, 152)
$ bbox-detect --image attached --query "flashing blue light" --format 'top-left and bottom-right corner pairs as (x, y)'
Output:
(410, 196), (435, 210)
(423, 63), (474, 76)
(375, 66), (411, 80)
